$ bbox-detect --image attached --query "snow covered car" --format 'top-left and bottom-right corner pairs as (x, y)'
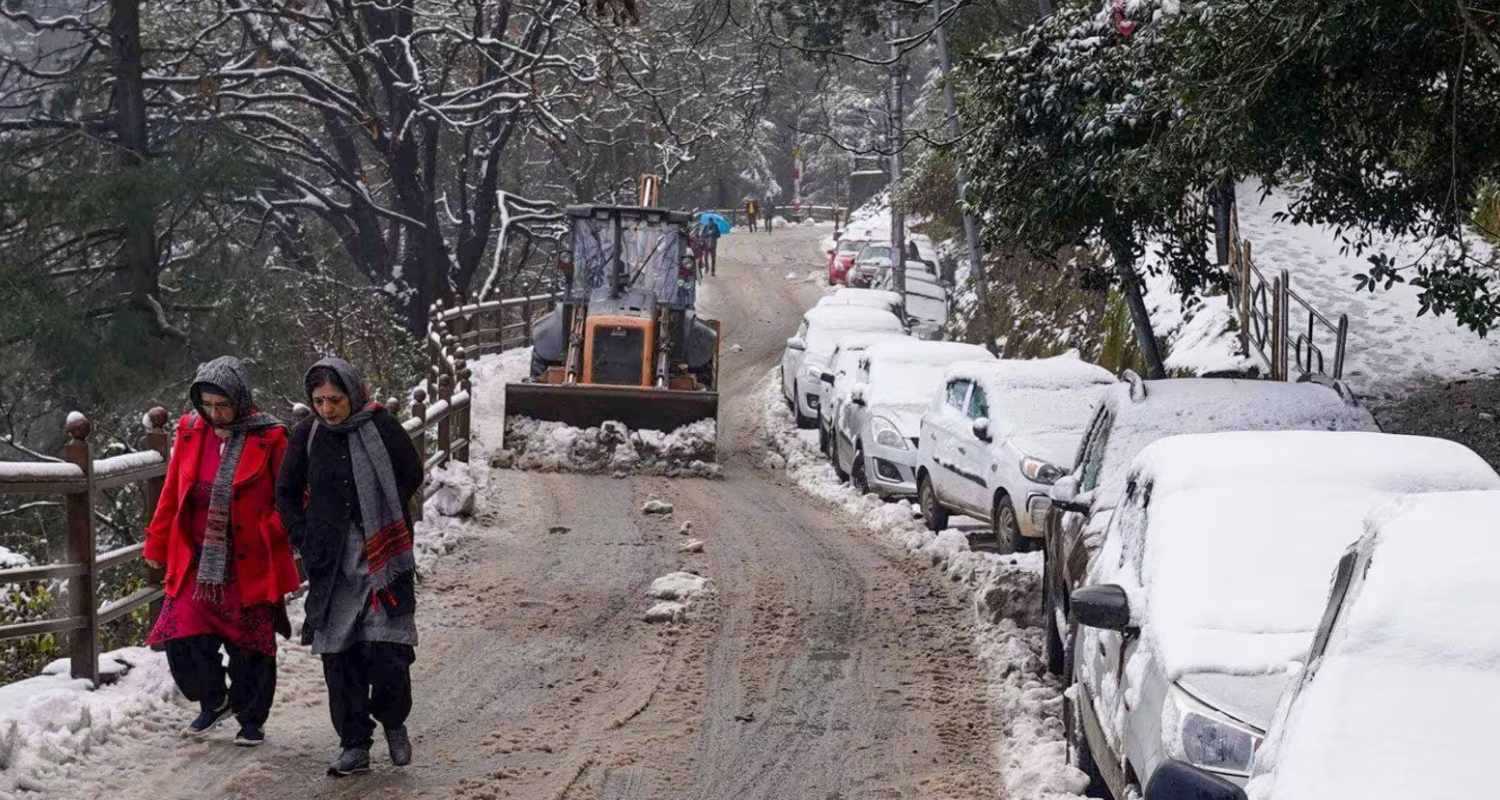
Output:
(916, 356), (1114, 552)
(849, 243), (894, 287)
(1041, 375), (1378, 676)
(781, 305), (906, 428)
(815, 287), (907, 328)
(1188, 490), (1500, 800)
(830, 340), (995, 497)
(1066, 431), (1500, 800)
(826, 237), (867, 285)
(874, 268), (949, 336)
(816, 331), (909, 456)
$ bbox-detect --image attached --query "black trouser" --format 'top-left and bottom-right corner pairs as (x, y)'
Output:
(165, 635), (277, 727)
(322, 642), (415, 750)
(708, 241), (718, 275)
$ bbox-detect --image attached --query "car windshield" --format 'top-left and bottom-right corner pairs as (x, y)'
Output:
(866, 361), (953, 407)
(838, 239), (865, 253)
(992, 387), (1107, 436)
(860, 245), (892, 261)
(905, 292), (946, 323)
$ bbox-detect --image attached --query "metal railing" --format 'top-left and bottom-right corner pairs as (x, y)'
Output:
(1226, 209), (1349, 381)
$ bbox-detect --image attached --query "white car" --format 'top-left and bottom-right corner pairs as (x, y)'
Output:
(781, 305), (905, 428)
(815, 287), (907, 327)
(875, 268), (949, 335)
(1068, 431), (1500, 800)
(830, 340), (995, 497)
(1157, 490), (1500, 800)
(815, 331), (909, 456)
(916, 356), (1114, 552)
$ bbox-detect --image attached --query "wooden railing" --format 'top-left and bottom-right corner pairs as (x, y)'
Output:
(0, 302), (497, 685)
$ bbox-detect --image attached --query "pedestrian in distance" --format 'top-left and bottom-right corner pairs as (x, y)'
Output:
(745, 198), (759, 232)
(144, 356), (300, 747)
(765, 195), (775, 236)
(276, 357), (424, 777)
(702, 218), (721, 276)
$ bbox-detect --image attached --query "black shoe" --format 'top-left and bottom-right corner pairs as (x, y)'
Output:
(327, 747), (371, 777)
(234, 723), (265, 747)
(186, 698), (231, 735)
(385, 726), (412, 767)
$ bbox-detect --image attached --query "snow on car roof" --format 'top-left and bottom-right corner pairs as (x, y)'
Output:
(1087, 379), (1379, 508)
(818, 287), (903, 309)
(1254, 491), (1500, 800)
(944, 354), (1115, 391)
(862, 341), (995, 408)
(803, 306), (905, 358)
(865, 340), (993, 365)
(1137, 430), (1500, 497)
(1109, 433), (1500, 681)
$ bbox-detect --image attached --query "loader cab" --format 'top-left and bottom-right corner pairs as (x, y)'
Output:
(507, 203), (722, 432)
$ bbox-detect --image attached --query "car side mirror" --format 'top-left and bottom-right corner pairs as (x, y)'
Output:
(787, 337), (806, 351)
(1071, 584), (1132, 631)
(971, 417), (992, 442)
(1050, 474), (1090, 514)
(820, 371), (835, 384)
(1145, 760), (1247, 800)
(850, 384), (868, 406)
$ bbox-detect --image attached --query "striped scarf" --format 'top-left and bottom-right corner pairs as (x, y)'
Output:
(196, 411), (281, 601)
(315, 405), (416, 608)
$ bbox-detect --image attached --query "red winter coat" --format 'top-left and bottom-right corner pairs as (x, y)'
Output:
(144, 413), (301, 605)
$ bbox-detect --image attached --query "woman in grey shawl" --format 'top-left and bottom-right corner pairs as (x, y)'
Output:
(276, 357), (424, 777)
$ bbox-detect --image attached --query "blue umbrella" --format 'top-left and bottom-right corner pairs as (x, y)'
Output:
(694, 211), (731, 235)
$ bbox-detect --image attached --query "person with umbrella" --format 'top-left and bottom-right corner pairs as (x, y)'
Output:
(694, 211), (728, 276)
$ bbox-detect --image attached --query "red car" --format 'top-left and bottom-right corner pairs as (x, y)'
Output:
(826, 238), (867, 285)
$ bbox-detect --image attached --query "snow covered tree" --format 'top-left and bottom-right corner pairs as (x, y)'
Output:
(961, 2), (1218, 378)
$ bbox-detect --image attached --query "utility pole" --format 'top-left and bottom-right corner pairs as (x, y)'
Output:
(1037, 0), (1053, 16)
(932, 0), (995, 351)
(887, 9), (907, 305)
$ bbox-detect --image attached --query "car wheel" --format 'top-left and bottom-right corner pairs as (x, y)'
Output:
(991, 495), (1023, 555)
(851, 444), (870, 495)
(1043, 549), (1066, 676)
(918, 473), (948, 531)
(1066, 687), (1109, 798)
(793, 382), (816, 429)
(832, 434), (850, 482)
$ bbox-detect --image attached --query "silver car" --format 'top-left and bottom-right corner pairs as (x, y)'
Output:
(1067, 431), (1500, 800)
(830, 340), (994, 497)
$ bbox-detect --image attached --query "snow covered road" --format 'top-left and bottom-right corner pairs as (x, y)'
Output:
(28, 224), (1003, 799)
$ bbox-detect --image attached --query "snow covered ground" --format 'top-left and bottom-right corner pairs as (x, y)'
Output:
(0, 351), (521, 796)
(756, 369), (1089, 800)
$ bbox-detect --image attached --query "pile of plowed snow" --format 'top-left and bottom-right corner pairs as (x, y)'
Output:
(498, 417), (721, 478)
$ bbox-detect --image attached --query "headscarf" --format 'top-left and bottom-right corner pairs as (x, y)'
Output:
(304, 357), (416, 610)
(190, 356), (282, 600)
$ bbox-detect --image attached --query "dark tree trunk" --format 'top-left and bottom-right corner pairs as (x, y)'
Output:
(109, 0), (179, 339)
(1107, 232), (1167, 379)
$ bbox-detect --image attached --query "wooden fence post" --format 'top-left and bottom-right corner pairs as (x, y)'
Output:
(409, 388), (427, 523)
(62, 413), (98, 684)
(437, 373), (453, 465)
(455, 353), (471, 464)
(141, 407), (170, 624)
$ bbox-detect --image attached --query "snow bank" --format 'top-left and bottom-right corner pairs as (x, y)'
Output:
(644, 571), (713, 624)
(502, 417), (721, 478)
(758, 370), (1088, 798)
(0, 545), (27, 569)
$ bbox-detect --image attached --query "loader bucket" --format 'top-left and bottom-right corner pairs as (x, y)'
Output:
(503, 382), (719, 434)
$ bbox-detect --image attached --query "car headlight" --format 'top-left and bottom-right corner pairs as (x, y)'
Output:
(1020, 456), (1065, 485)
(1180, 710), (1260, 774)
(871, 416), (908, 450)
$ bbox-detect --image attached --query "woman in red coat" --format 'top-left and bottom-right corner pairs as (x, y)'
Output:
(143, 356), (301, 745)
